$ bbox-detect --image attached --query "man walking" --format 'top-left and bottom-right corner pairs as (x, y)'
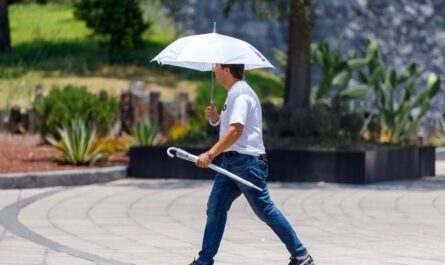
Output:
(190, 63), (314, 265)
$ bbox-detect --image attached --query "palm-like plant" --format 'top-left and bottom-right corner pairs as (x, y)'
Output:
(46, 120), (106, 165)
(132, 122), (160, 146)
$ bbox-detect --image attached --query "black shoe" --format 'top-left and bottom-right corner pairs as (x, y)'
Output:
(289, 254), (314, 265)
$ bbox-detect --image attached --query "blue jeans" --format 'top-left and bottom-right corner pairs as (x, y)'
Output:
(196, 153), (308, 265)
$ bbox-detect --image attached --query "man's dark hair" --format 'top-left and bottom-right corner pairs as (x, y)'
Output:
(221, 64), (244, 79)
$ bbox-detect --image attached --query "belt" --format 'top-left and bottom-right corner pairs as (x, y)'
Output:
(223, 151), (267, 162)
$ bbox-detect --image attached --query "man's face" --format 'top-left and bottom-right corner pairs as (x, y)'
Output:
(214, 64), (228, 85)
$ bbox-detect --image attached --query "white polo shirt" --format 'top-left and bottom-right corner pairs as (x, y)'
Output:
(219, 80), (266, 156)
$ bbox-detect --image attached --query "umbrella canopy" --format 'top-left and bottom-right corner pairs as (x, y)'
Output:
(151, 32), (274, 71)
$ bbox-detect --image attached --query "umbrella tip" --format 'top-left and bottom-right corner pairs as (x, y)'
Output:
(213, 21), (216, 33)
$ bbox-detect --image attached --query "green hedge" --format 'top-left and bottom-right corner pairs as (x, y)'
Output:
(34, 85), (119, 137)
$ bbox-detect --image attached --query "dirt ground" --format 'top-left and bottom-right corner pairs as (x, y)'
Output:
(0, 133), (128, 174)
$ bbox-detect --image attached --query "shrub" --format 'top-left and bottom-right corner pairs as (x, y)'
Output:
(191, 82), (226, 130)
(33, 85), (119, 138)
(74, 0), (149, 54)
(168, 123), (190, 141)
(46, 120), (106, 165)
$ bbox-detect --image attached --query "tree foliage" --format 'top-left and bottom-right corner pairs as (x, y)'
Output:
(74, 0), (149, 54)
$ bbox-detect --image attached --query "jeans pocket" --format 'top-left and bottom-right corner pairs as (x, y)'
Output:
(249, 158), (268, 180)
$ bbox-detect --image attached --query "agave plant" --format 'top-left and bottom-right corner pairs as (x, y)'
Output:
(132, 122), (160, 146)
(360, 40), (441, 143)
(46, 120), (106, 165)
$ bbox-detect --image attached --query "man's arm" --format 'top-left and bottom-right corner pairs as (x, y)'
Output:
(195, 123), (244, 168)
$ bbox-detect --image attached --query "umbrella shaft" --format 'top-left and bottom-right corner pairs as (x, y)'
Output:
(210, 64), (214, 103)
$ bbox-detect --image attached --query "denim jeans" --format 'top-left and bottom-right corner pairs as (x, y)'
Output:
(196, 153), (308, 265)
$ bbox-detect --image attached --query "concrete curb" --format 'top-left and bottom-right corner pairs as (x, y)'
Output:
(436, 147), (445, 160)
(0, 166), (127, 189)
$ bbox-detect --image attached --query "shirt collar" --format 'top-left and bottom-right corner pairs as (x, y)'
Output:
(228, 80), (244, 95)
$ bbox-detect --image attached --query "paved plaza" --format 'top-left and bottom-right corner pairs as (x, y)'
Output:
(1, 164), (445, 265)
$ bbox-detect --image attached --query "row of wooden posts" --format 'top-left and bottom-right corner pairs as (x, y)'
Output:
(0, 81), (193, 135)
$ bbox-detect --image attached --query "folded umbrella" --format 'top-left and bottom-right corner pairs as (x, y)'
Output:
(167, 147), (263, 192)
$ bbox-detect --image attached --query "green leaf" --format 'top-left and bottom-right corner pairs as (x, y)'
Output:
(389, 69), (397, 88)
(315, 76), (333, 100)
(332, 71), (351, 90)
(427, 73), (441, 97)
(348, 58), (368, 69)
(333, 36), (344, 63)
(409, 90), (430, 109)
(358, 70), (369, 83)
(332, 61), (349, 74)
(366, 39), (378, 60)
(339, 86), (369, 99)
(398, 63), (417, 84)
(370, 66), (384, 86)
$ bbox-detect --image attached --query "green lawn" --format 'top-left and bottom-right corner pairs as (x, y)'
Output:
(9, 3), (91, 45)
(0, 3), (283, 109)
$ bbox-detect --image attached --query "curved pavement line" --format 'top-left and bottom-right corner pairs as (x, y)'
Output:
(0, 188), (134, 265)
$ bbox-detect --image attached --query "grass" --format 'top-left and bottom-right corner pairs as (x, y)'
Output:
(0, 2), (283, 110)
(9, 3), (91, 45)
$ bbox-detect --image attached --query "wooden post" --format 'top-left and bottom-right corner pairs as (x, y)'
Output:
(176, 91), (190, 125)
(149, 91), (160, 128)
(99, 89), (108, 101)
(8, 105), (23, 133)
(120, 89), (133, 134)
(0, 109), (7, 132)
(161, 101), (177, 135)
(35, 84), (43, 100)
(26, 109), (37, 134)
(130, 81), (150, 125)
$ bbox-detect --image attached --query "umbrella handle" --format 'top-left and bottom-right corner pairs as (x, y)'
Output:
(167, 147), (197, 162)
(166, 147), (179, 158)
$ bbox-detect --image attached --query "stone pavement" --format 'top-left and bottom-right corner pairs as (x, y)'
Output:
(1, 165), (445, 265)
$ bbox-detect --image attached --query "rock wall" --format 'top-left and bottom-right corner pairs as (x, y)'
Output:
(171, 0), (445, 114)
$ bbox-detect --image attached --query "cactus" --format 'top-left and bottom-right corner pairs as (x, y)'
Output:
(361, 40), (441, 143)
(311, 37), (369, 106)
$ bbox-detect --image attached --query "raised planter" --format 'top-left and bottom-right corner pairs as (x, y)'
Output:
(128, 146), (435, 184)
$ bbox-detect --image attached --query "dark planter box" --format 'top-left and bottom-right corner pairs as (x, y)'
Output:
(128, 146), (435, 184)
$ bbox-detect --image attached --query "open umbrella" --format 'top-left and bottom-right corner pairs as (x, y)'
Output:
(151, 23), (274, 101)
(151, 32), (274, 71)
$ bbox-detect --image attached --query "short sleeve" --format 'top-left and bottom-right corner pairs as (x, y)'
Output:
(229, 95), (251, 126)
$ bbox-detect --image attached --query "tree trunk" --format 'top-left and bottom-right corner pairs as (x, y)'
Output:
(284, 0), (311, 111)
(0, 0), (11, 52)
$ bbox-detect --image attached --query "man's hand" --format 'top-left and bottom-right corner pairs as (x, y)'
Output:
(195, 152), (213, 168)
(205, 103), (219, 123)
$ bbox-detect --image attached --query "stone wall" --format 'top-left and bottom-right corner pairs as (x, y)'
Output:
(170, 0), (445, 115)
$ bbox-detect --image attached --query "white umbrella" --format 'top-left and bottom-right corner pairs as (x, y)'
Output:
(151, 32), (274, 71)
(151, 23), (274, 102)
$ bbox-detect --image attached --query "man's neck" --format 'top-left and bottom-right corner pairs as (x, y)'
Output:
(224, 78), (241, 91)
